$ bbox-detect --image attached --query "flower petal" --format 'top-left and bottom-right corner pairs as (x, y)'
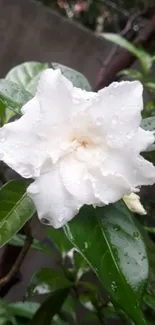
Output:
(133, 127), (154, 153)
(60, 154), (97, 205)
(0, 97), (51, 178)
(100, 149), (155, 190)
(27, 166), (81, 228)
(35, 68), (73, 125)
(131, 156), (155, 187)
(89, 169), (131, 205)
(89, 81), (143, 148)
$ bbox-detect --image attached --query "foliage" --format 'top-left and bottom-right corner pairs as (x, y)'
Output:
(36, 0), (153, 32)
(0, 35), (155, 325)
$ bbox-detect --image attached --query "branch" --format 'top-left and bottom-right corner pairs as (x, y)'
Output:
(99, 11), (144, 70)
(0, 223), (32, 289)
(95, 12), (155, 91)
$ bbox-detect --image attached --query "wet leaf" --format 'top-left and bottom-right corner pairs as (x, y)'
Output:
(64, 202), (148, 325)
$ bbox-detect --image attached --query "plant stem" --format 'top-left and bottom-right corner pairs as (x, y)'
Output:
(144, 226), (155, 235)
(0, 223), (32, 288)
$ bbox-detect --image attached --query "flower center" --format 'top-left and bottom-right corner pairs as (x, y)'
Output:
(72, 136), (94, 149)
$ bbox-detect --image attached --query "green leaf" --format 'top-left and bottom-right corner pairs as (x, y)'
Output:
(103, 33), (152, 73)
(0, 79), (32, 122)
(27, 268), (73, 297)
(61, 296), (76, 322)
(0, 180), (35, 247)
(64, 203), (148, 325)
(118, 69), (142, 80)
(9, 302), (40, 319)
(31, 288), (69, 325)
(52, 63), (92, 90)
(144, 293), (155, 310)
(0, 102), (6, 126)
(141, 116), (155, 131)
(141, 117), (155, 152)
(74, 250), (89, 275)
(6, 62), (48, 96)
(6, 62), (92, 96)
(144, 82), (155, 92)
(46, 227), (73, 254)
(9, 234), (52, 256)
(0, 299), (17, 325)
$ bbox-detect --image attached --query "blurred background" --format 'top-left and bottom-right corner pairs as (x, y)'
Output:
(0, 0), (155, 324)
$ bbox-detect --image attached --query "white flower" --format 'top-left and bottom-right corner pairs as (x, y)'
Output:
(0, 69), (155, 228)
(123, 193), (146, 215)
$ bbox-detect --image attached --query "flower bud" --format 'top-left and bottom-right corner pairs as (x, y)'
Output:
(123, 193), (146, 215)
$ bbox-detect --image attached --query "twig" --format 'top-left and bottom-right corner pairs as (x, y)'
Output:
(121, 7), (149, 37)
(0, 162), (6, 185)
(95, 9), (147, 80)
(0, 223), (32, 288)
(95, 11), (155, 91)
(101, 0), (129, 17)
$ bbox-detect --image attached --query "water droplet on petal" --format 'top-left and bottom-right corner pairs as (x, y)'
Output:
(126, 133), (132, 140)
(96, 117), (103, 126)
(58, 213), (65, 222)
(109, 92), (114, 98)
(112, 116), (118, 125)
(108, 134), (115, 141)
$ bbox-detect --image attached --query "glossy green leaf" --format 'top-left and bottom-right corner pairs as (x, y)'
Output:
(27, 268), (73, 297)
(103, 33), (152, 73)
(142, 230), (155, 297)
(64, 203), (148, 325)
(52, 63), (92, 90)
(46, 227), (72, 254)
(9, 234), (52, 256)
(6, 62), (48, 96)
(6, 62), (92, 96)
(141, 117), (155, 152)
(9, 302), (40, 319)
(31, 288), (69, 325)
(0, 79), (32, 122)
(74, 250), (89, 275)
(0, 180), (35, 247)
